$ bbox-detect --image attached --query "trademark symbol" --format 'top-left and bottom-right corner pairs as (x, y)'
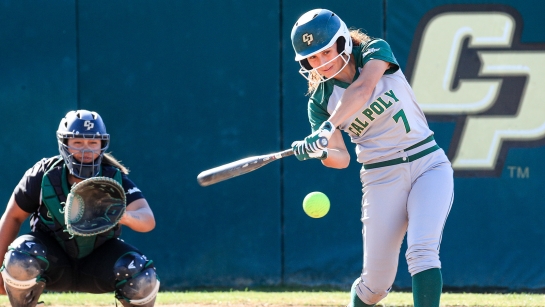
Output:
(507, 166), (529, 178)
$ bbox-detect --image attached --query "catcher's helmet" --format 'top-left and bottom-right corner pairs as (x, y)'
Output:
(57, 110), (110, 179)
(291, 9), (352, 83)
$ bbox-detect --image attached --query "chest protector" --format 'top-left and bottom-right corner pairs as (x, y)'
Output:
(38, 157), (123, 259)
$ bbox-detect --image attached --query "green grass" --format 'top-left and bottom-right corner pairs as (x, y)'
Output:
(0, 290), (544, 306)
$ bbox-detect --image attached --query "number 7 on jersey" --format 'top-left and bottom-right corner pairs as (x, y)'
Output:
(393, 109), (411, 133)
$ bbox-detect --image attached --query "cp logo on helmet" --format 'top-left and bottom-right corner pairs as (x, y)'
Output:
(84, 120), (95, 130)
(302, 33), (314, 46)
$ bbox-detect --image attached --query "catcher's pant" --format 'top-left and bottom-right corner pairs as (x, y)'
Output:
(16, 232), (147, 293)
(355, 149), (454, 305)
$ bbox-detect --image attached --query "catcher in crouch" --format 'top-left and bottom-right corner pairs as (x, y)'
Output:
(0, 110), (159, 307)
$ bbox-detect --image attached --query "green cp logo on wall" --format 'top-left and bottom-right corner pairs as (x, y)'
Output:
(406, 4), (545, 176)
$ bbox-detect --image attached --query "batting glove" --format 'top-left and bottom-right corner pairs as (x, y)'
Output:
(304, 121), (335, 152)
(291, 140), (328, 161)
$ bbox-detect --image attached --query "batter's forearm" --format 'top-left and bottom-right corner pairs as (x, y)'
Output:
(328, 85), (373, 127)
(322, 148), (350, 169)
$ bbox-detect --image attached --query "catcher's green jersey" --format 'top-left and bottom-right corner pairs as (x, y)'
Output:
(308, 38), (433, 163)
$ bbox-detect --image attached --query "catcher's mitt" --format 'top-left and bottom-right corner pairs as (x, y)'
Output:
(65, 176), (126, 237)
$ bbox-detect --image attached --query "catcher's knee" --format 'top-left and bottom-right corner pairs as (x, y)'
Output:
(114, 252), (160, 307)
(1, 237), (48, 307)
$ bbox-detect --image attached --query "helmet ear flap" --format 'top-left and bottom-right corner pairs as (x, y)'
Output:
(337, 36), (346, 54)
(300, 59), (313, 70)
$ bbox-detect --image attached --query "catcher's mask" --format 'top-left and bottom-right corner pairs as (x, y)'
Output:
(57, 110), (110, 179)
(291, 8), (352, 84)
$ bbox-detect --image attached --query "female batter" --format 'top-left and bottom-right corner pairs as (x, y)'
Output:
(290, 9), (454, 307)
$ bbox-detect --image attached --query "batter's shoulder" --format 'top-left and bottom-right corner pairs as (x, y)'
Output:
(358, 38), (399, 73)
(308, 83), (332, 131)
(361, 38), (391, 51)
(310, 82), (335, 112)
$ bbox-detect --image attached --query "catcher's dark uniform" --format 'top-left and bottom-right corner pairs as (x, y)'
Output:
(12, 156), (150, 293)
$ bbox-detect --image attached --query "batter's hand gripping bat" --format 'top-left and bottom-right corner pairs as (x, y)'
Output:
(197, 137), (328, 187)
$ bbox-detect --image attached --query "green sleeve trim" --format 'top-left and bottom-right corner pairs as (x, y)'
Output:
(360, 39), (399, 74)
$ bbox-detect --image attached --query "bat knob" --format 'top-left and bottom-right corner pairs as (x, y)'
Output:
(319, 137), (328, 147)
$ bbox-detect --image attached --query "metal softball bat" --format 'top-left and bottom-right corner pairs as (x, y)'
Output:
(197, 137), (328, 187)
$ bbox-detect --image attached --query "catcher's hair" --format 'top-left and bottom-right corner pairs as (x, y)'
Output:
(305, 29), (371, 95)
(103, 153), (129, 174)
